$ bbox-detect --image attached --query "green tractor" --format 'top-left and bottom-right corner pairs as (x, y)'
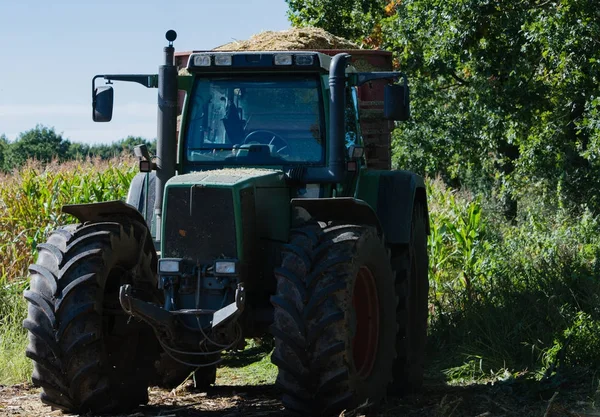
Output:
(23, 30), (429, 415)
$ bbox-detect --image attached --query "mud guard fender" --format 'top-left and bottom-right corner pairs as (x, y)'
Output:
(375, 170), (429, 245)
(62, 201), (159, 285)
(291, 197), (383, 237)
(126, 172), (156, 224)
(63, 200), (149, 225)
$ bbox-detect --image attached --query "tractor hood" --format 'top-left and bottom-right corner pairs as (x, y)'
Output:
(162, 168), (291, 262)
(165, 168), (285, 188)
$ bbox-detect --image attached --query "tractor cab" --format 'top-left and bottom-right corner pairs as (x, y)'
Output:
(179, 51), (366, 174)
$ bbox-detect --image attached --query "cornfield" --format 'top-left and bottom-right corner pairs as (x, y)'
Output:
(1, 158), (600, 386)
(0, 157), (137, 284)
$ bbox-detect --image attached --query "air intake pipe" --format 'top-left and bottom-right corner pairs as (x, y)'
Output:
(292, 53), (350, 184)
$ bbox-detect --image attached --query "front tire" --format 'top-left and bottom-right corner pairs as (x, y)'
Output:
(271, 222), (397, 415)
(23, 220), (159, 413)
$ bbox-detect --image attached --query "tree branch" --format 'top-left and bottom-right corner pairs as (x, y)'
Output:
(450, 71), (470, 85)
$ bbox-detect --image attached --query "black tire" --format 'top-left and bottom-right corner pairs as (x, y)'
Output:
(271, 222), (397, 415)
(390, 200), (429, 392)
(23, 220), (159, 413)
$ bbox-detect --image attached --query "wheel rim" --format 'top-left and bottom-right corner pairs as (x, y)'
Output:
(352, 265), (380, 379)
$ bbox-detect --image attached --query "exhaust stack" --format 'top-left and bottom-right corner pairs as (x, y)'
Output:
(155, 30), (178, 240)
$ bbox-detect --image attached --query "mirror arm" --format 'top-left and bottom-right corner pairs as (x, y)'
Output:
(92, 74), (158, 101)
(95, 74), (158, 88)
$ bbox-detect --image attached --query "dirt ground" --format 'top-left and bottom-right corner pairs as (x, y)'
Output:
(1, 377), (600, 417)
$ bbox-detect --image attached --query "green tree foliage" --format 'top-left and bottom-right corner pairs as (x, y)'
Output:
(0, 135), (8, 172)
(287, 0), (600, 214)
(5, 125), (71, 170)
(286, 0), (387, 41)
(83, 136), (156, 160)
(0, 128), (155, 172)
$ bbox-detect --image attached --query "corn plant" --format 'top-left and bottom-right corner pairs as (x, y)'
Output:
(0, 157), (137, 282)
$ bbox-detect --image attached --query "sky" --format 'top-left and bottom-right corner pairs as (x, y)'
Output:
(0, 1), (291, 144)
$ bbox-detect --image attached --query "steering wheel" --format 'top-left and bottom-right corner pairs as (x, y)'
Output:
(242, 130), (289, 155)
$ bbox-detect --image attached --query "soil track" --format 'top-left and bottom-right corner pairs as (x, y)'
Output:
(1, 378), (599, 417)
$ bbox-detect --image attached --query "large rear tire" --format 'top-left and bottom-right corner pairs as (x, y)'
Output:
(271, 222), (397, 415)
(390, 200), (429, 392)
(23, 220), (159, 413)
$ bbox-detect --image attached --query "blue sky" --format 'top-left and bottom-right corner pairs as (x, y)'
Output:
(0, 1), (291, 144)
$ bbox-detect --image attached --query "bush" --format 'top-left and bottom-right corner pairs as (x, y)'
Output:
(427, 179), (600, 378)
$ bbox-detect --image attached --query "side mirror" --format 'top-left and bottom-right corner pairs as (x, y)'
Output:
(93, 86), (114, 122)
(384, 80), (410, 121)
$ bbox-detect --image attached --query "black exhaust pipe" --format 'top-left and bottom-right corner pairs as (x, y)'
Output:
(155, 30), (178, 240)
(326, 53), (350, 183)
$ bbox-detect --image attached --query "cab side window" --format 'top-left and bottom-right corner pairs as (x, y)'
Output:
(344, 87), (360, 149)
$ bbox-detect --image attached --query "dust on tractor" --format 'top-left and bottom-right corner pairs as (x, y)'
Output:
(23, 30), (429, 416)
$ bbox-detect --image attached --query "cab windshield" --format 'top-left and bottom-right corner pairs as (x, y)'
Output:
(185, 75), (324, 165)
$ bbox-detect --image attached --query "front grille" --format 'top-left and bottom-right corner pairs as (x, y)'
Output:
(239, 187), (256, 263)
(163, 186), (236, 262)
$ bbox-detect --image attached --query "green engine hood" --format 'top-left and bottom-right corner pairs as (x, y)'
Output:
(162, 168), (291, 261)
(166, 168), (287, 189)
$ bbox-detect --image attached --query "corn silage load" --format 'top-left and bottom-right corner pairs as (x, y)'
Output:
(213, 27), (360, 51)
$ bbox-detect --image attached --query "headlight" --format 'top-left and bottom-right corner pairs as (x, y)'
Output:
(296, 55), (314, 66)
(191, 54), (211, 67)
(214, 260), (237, 275)
(214, 54), (233, 66)
(274, 54), (293, 66)
(159, 258), (182, 274)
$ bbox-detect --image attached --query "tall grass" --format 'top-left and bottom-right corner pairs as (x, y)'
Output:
(0, 275), (30, 384)
(427, 178), (600, 380)
(0, 157), (137, 384)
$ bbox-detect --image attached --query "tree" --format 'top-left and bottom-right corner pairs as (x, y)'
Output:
(286, 0), (600, 214)
(6, 125), (71, 170)
(0, 134), (8, 172)
(66, 142), (91, 160)
(116, 136), (157, 155)
(87, 136), (156, 159)
(286, 0), (387, 42)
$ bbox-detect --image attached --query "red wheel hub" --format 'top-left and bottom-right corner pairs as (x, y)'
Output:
(352, 266), (380, 379)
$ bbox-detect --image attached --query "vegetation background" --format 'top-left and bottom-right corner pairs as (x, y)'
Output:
(1, 0), (600, 409)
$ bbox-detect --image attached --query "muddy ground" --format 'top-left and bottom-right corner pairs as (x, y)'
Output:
(1, 376), (600, 417)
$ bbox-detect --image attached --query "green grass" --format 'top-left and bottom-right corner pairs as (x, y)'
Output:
(0, 278), (31, 385)
(217, 339), (278, 386)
